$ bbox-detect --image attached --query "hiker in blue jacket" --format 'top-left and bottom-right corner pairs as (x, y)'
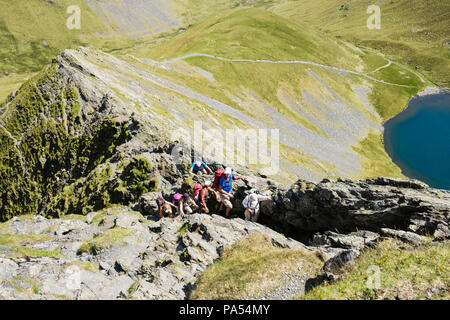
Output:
(218, 167), (247, 217)
(189, 160), (213, 175)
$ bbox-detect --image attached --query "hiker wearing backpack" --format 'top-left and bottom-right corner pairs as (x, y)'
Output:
(217, 167), (247, 217)
(173, 193), (199, 217)
(242, 192), (273, 222)
(194, 181), (218, 214)
(156, 196), (176, 219)
(189, 160), (213, 175)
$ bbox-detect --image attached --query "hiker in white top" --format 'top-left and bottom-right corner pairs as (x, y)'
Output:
(242, 192), (273, 222)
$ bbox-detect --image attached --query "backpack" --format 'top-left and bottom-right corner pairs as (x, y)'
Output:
(213, 169), (225, 189)
(193, 183), (203, 202)
(173, 193), (183, 205)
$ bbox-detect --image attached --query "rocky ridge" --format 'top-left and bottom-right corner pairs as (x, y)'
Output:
(0, 208), (310, 300)
(0, 46), (449, 300)
(0, 175), (448, 300)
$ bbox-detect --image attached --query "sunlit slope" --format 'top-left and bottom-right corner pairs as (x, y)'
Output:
(0, 0), (125, 74)
(0, 5), (425, 181)
(266, 0), (450, 86)
(85, 0), (182, 39)
(117, 8), (419, 181)
(140, 8), (364, 70)
(171, 0), (449, 85)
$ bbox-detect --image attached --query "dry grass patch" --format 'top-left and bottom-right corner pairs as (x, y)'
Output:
(77, 227), (132, 254)
(0, 232), (60, 258)
(300, 239), (450, 300)
(189, 234), (323, 300)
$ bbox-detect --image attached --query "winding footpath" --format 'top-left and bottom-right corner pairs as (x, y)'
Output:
(367, 59), (392, 74)
(162, 53), (422, 88)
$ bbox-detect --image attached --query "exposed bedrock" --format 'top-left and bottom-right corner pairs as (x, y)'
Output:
(258, 177), (450, 240)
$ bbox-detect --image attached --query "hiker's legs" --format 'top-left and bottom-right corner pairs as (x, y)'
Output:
(176, 204), (183, 217)
(223, 199), (233, 216)
(244, 209), (251, 221)
(219, 194), (233, 217)
(201, 205), (210, 214)
(184, 204), (192, 215)
(218, 194), (226, 213)
(251, 208), (260, 222)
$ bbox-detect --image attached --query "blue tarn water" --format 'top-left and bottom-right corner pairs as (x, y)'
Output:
(384, 92), (450, 190)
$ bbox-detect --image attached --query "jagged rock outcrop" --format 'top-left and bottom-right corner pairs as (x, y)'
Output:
(260, 177), (450, 240)
(0, 208), (312, 300)
(0, 47), (268, 221)
(1, 177), (449, 300)
(0, 47), (449, 300)
(0, 48), (186, 220)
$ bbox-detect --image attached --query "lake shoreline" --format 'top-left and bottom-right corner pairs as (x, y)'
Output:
(384, 87), (450, 190)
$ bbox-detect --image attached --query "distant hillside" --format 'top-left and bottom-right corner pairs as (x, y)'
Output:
(0, 3), (437, 184)
(0, 0), (126, 75)
(178, 0), (448, 86)
(171, 0), (449, 86)
(140, 7), (363, 68)
(85, 0), (182, 39)
(268, 0), (450, 86)
(118, 8), (427, 179)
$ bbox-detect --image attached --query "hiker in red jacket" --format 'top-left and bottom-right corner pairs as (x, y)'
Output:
(194, 181), (218, 215)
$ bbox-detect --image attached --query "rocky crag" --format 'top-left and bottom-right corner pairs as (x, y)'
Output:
(0, 47), (449, 300)
(0, 209), (308, 300)
(0, 176), (448, 300)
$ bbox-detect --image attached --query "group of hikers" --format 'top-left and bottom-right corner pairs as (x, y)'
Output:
(156, 161), (273, 222)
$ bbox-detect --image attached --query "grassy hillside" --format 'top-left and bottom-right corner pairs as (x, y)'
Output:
(0, 3), (433, 182)
(0, 0), (137, 102)
(0, 0), (130, 74)
(118, 7), (424, 180)
(173, 0), (449, 86)
(265, 0), (449, 86)
(124, 7), (428, 119)
(142, 7), (363, 69)
(300, 239), (449, 300)
(190, 236), (450, 300)
(189, 234), (323, 299)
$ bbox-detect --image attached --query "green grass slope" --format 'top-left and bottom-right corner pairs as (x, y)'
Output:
(0, 0), (136, 102)
(190, 236), (450, 300)
(137, 7), (364, 69)
(171, 0), (449, 86)
(189, 234), (323, 300)
(267, 0), (450, 86)
(126, 7), (429, 119)
(119, 8), (424, 180)
(300, 239), (449, 300)
(0, 3), (431, 184)
(0, 0), (129, 75)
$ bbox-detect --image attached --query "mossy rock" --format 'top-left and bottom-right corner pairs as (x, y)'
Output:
(77, 227), (132, 254)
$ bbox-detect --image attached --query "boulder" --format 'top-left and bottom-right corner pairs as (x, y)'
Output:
(312, 230), (379, 250)
(261, 178), (450, 238)
(138, 192), (161, 216)
(380, 228), (428, 244)
(321, 249), (360, 281)
(0, 259), (19, 279)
